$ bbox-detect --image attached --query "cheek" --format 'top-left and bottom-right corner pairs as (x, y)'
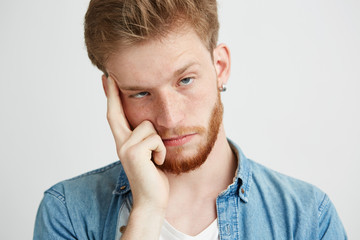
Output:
(187, 85), (218, 121)
(122, 99), (150, 129)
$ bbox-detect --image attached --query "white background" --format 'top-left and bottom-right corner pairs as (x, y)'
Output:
(0, 0), (359, 239)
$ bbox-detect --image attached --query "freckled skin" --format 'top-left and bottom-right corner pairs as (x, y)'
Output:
(106, 27), (223, 172)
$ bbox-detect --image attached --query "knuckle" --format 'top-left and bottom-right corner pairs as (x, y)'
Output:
(125, 145), (138, 160)
(141, 120), (154, 130)
(117, 144), (128, 159)
(106, 112), (114, 121)
(150, 133), (161, 142)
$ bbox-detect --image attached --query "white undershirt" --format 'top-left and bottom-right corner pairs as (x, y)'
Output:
(159, 219), (220, 240)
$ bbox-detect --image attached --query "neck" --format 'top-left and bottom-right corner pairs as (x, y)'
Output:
(165, 124), (237, 199)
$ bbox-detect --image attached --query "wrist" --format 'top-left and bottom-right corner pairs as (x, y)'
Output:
(121, 204), (166, 239)
(132, 202), (167, 219)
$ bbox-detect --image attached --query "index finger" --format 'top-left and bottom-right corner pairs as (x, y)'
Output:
(102, 75), (132, 145)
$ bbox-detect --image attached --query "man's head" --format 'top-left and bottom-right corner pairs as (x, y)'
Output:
(84, 0), (219, 74)
(84, 0), (231, 174)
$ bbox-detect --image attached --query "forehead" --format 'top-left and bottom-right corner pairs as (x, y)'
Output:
(106, 27), (212, 86)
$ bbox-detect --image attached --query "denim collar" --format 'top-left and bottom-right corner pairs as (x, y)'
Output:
(113, 163), (131, 195)
(113, 139), (252, 203)
(227, 139), (251, 203)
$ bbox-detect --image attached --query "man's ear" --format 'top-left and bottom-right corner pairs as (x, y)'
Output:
(213, 44), (231, 89)
(101, 74), (108, 97)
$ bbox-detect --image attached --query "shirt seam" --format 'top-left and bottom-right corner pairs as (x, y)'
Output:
(44, 189), (78, 239)
(318, 193), (330, 219)
(45, 188), (66, 204)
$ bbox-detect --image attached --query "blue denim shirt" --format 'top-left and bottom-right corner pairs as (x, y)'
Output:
(34, 140), (347, 239)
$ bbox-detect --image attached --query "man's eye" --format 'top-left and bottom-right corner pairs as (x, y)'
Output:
(179, 77), (194, 86)
(131, 92), (149, 98)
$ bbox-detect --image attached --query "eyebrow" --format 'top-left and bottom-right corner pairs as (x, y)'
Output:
(119, 85), (146, 91)
(118, 61), (200, 91)
(174, 61), (200, 77)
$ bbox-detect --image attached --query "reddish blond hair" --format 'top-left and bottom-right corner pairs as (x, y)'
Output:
(84, 0), (219, 73)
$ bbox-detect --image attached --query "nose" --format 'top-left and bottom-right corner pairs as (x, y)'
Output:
(154, 91), (184, 129)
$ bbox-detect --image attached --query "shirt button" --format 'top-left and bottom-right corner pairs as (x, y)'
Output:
(119, 225), (127, 233)
(120, 185), (126, 190)
(241, 188), (245, 194)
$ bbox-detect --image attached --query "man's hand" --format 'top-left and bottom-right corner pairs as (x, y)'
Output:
(102, 75), (169, 238)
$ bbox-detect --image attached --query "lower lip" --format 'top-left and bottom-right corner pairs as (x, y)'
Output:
(162, 134), (196, 147)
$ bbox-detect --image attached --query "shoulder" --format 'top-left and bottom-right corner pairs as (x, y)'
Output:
(247, 158), (325, 206)
(246, 159), (347, 238)
(34, 161), (125, 239)
(46, 161), (123, 202)
(246, 159), (343, 229)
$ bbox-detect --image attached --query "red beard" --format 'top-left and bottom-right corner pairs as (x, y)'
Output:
(157, 94), (223, 174)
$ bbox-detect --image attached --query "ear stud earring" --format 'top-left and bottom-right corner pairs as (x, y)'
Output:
(219, 84), (227, 92)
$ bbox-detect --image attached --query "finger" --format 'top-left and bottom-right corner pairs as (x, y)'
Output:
(153, 150), (166, 166)
(103, 75), (131, 144)
(124, 120), (158, 147)
(101, 74), (107, 97)
(136, 133), (166, 166)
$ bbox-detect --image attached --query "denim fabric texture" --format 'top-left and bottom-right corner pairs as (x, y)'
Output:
(34, 140), (347, 239)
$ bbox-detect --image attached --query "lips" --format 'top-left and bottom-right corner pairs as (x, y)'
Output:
(162, 133), (196, 147)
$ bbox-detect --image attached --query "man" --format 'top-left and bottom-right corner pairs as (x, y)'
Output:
(34, 0), (347, 239)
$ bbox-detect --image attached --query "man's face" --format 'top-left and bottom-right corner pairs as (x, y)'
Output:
(106, 27), (224, 174)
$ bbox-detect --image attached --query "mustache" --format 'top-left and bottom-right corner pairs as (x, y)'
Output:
(158, 126), (206, 139)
